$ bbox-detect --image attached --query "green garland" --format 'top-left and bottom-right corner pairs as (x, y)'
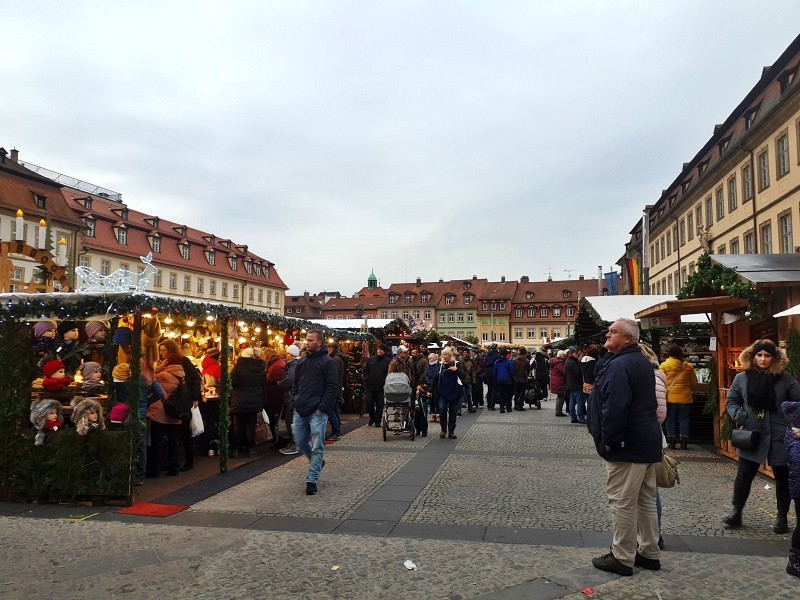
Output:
(677, 253), (764, 317)
(0, 292), (373, 342)
(579, 297), (606, 326)
(786, 329), (800, 380)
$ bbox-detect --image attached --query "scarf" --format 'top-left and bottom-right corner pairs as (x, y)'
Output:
(745, 369), (776, 413)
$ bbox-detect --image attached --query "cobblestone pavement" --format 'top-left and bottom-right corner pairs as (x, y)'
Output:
(2, 398), (798, 599)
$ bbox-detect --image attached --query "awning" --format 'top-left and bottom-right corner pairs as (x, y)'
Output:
(583, 295), (709, 323)
(774, 303), (800, 318)
(635, 296), (747, 319)
(711, 254), (800, 287)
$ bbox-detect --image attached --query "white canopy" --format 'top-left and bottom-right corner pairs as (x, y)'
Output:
(774, 303), (800, 318)
(306, 318), (395, 329)
(583, 295), (708, 324)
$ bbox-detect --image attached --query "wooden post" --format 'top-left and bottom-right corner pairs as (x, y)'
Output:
(219, 315), (230, 473)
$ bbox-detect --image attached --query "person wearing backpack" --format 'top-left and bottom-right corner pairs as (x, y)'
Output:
(148, 342), (186, 477)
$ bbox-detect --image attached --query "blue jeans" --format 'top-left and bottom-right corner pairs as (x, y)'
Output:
(568, 390), (585, 421)
(666, 404), (690, 438)
(463, 382), (473, 409)
(438, 396), (460, 429)
(293, 411), (328, 483)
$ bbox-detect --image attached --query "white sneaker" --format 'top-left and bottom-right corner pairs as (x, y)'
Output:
(208, 449), (215, 457)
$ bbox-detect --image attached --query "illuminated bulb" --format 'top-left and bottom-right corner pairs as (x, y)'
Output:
(186, 319), (195, 327)
(206, 315), (214, 321)
(254, 327), (261, 333)
(329, 338), (334, 343)
(301, 329), (307, 334)
(237, 321), (245, 327)
(241, 326), (249, 333)
(167, 331), (177, 338)
(215, 336), (221, 343)
(182, 333), (190, 339)
(164, 316), (173, 324)
(238, 336), (246, 344)
(267, 329), (272, 335)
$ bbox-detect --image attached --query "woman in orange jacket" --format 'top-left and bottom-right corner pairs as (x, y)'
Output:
(659, 344), (698, 449)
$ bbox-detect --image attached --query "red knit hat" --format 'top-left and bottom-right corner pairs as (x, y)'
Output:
(43, 360), (66, 378)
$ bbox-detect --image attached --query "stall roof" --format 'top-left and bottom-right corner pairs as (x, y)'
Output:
(774, 303), (800, 318)
(711, 254), (800, 286)
(441, 334), (477, 347)
(634, 296), (746, 319)
(583, 295), (708, 323)
(306, 318), (393, 329)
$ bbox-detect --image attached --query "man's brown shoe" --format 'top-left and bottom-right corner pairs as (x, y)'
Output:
(592, 551), (633, 576)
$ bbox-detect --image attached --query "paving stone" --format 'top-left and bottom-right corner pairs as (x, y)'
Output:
(369, 485), (427, 501)
(348, 500), (412, 521)
(247, 516), (343, 534)
(474, 578), (571, 600)
(390, 522), (485, 542)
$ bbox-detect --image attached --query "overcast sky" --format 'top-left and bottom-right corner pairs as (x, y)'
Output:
(2, 2), (799, 295)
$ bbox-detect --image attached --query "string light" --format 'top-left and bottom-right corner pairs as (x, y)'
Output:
(186, 319), (196, 327)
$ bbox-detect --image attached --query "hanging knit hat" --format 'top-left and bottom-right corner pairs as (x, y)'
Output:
(79, 361), (103, 380)
(33, 321), (57, 338)
(240, 347), (254, 359)
(112, 363), (131, 381)
(43, 359), (66, 378)
(84, 321), (106, 339)
(57, 321), (79, 338)
(109, 402), (131, 424)
(112, 326), (133, 346)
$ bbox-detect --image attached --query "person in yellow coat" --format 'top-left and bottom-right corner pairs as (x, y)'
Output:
(659, 344), (698, 449)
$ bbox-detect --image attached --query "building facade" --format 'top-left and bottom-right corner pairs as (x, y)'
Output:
(622, 35), (800, 295)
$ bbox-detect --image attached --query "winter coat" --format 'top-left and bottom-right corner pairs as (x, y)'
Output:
(364, 354), (391, 391)
(484, 350), (501, 380)
(431, 361), (466, 402)
(230, 357), (266, 414)
(139, 377), (164, 421)
(415, 356), (429, 388)
(181, 356), (203, 403)
(494, 357), (515, 383)
(532, 353), (549, 382)
(781, 400), (800, 499)
(389, 357), (415, 388)
(201, 355), (221, 398)
(473, 355), (485, 381)
(330, 350), (346, 388)
(587, 343), (662, 463)
(564, 356), (582, 392)
(659, 357), (698, 404)
(461, 358), (475, 384)
(726, 370), (800, 466)
(655, 370), (667, 425)
(512, 356), (530, 383)
(265, 358), (286, 415)
(580, 356), (597, 386)
(421, 362), (439, 392)
(549, 357), (566, 395)
(280, 359), (299, 409)
(150, 363), (185, 425)
(291, 344), (340, 419)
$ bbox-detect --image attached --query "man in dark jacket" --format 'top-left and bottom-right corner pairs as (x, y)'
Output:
(588, 319), (662, 577)
(532, 350), (550, 402)
(484, 345), (501, 410)
(564, 347), (585, 423)
(512, 348), (530, 411)
(326, 342), (346, 441)
(364, 345), (391, 427)
(388, 345), (415, 386)
(291, 330), (340, 496)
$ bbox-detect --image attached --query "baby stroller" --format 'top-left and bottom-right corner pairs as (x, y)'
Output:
(525, 376), (543, 409)
(382, 372), (415, 441)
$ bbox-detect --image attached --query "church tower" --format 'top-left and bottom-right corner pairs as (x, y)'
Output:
(367, 269), (378, 291)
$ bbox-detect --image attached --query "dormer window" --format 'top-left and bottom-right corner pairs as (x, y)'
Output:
(464, 294), (473, 304)
(697, 160), (709, 176)
(83, 216), (95, 238)
(389, 294), (397, 304)
(180, 242), (190, 260)
(779, 66), (797, 94)
(205, 249), (215, 266)
(525, 291), (533, 299)
(82, 197), (93, 210)
(681, 180), (691, 194)
(421, 293), (430, 302)
(482, 302), (488, 311)
(33, 194), (46, 209)
(220, 239), (231, 250)
(405, 293), (413, 303)
(718, 136), (731, 155)
(463, 282), (470, 290)
(115, 224), (127, 245)
(264, 264), (270, 278)
(744, 105), (760, 129)
(445, 295), (453, 305)
(229, 256), (238, 271)
(174, 225), (188, 237)
(515, 308), (523, 317)
(254, 264), (261, 276)
(150, 234), (161, 253)
(244, 261), (252, 274)
(562, 290), (571, 299)
(499, 302), (505, 310)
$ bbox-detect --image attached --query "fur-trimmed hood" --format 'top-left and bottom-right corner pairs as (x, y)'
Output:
(71, 398), (106, 435)
(738, 339), (789, 375)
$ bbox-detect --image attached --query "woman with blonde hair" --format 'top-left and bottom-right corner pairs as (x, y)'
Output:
(722, 339), (800, 533)
(660, 344), (699, 449)
(430, 347), (466, 439)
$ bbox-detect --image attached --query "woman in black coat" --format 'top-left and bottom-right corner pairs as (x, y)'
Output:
(230, 348), (267, 457)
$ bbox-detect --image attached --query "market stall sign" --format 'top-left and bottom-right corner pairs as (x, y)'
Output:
(0, 241), (72, 291)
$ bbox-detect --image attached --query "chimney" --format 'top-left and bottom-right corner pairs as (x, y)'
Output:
(416, 277), (421, 285)
(472, 275), (477, 280)
(520, 275), (529, 283)
(0, 148), (6, 164)
(579, 275), (585, 280)
(9, 148), (19, 163)
(439, 278), (444, 282)
(501, 276), (506, 283)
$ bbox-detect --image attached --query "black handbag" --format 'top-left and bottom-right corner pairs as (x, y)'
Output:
(731, 428), (760, 449)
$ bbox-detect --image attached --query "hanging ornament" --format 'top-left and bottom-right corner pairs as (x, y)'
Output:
(284, 327), (294, 346)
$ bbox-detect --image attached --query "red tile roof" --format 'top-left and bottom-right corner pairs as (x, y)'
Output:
(0, 164), (85, 228)
(511, 278), (600, 303)
(61, 189), (287, 289)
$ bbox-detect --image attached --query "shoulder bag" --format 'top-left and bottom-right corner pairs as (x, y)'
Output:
(731, 428), (760, 449)
(655, 451), (680, 488)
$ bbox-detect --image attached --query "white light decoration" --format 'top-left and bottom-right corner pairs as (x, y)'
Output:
(254, 327), (261, 333)
(238, 336), (246, 344)
(74, 252), (157, 294)
(237, 321), (246, 327)
(206, 315), (214, 322)
(186, 319), (195, 327)
(164, 315), (173, 325)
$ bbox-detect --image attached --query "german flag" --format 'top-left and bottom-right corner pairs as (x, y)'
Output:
(626, 258), (639, 295)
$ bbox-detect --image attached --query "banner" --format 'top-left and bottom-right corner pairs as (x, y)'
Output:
(626, 258), (639, 295)
(604, 271), (619, 296)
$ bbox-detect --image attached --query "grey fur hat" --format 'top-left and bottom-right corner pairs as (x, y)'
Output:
(29, 398), (62, 446)
(71, 398), (106, 435)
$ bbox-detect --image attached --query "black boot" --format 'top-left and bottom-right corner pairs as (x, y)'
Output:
(667, 436), (677, 449)
(722, 505), (743, 528)
(772, 512), (789, 534)
(788, 547), (800, 578)
(679, 437), (688, 450)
